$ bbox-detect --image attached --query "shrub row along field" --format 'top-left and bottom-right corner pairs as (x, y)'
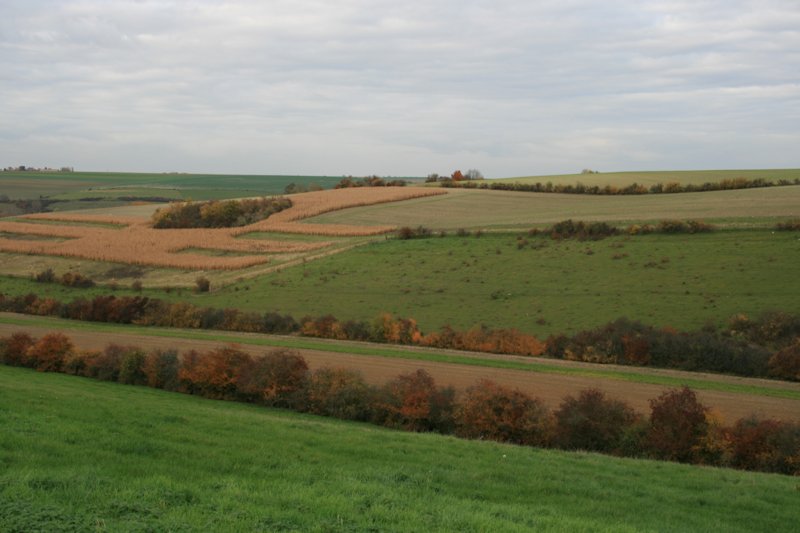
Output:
(151, 196), (292, 228)
(492, 168), (800, 187)
(3, 290), (799, 381)
(443, 175), (800, 195)
(0, 187), (444, 269)
(3, 366), (798, 532)
(3, 332), (799, 476)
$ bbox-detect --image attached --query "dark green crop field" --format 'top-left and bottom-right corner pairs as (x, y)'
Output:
(2, 366), (798, 532)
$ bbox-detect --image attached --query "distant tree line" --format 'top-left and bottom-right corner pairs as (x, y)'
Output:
(426, 169), (484, 183)
(151, 197), (292, 229)
(2, 331), (798, 475)
(2, 290), (799, 381)
(334, 175), (408, 188)
(440, 176), (800, 195)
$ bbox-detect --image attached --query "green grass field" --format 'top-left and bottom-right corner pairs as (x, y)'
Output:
(2, 366), (798, 532)
(0, 171), (349, 201)
(1, 228), (798, 337)
(493, 168), (800, 187)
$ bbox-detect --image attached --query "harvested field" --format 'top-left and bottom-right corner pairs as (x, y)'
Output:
(0, 188), (443, 269)
(311, 186), (800, 229)
(3, 317), (797, 424)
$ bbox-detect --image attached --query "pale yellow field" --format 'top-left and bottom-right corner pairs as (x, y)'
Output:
(310, 186), (800, 230)
(0, 187), (444, 270)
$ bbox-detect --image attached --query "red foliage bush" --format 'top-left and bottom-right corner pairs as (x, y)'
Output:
(237, 348), (309, 407)
(0, 332), (35, 366)
(646, 387), (709, 462)
(178, 345), (253, 400)
(455, 379), (552, 446)
(767, 339), (800, 381)
(728, 418), (800, 475)
(554, 389), (639, 453)
(25, 332), (73, 372)
(377, 369), (455, 433)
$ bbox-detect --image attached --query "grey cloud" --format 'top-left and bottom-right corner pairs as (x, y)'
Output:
(1, 0), (798, 176)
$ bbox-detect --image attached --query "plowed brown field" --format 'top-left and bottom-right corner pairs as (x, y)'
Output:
(3, 317), (798, 424)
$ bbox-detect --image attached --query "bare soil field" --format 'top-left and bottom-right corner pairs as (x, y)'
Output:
(3, 318), (798, 424)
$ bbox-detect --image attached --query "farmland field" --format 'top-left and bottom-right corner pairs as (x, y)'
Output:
(311, 186), (800, 230)
(0, 170), (352, 200)
(492, 168), (800, 187)
(2, 365), (799, 532)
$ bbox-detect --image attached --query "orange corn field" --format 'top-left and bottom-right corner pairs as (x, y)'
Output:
(0, 187), (448, 269)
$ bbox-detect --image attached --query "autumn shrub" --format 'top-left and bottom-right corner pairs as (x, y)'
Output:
(83, 344), (129, 381)
(195, 277), (211, 293)
(178, 345), (253, 400)
(376, 369), (456, 433)
(553, 389), (640, 453)
(118, 348), (148, 385)
(26, 332), (74, 372)
(34, 268), (56, 283)
(646, 387), (709, 463)
(60, 271), (95, 288)
(775, 219), (800, 231)
(237, 349), (309, 407)
(305, 367), (377, 421)
(0, 332), (35, 366)
(728, 311), (800, 349)
(151, 197), (292, 228)
(767, 339), (800, 381)
(455, 379), (552, 446)
(728, 417), (800, 475)
(62, 350), (92, 376)
(142, 349), (180, 390)
(396, 226), (432, 239)
(548, 219), (618, 240)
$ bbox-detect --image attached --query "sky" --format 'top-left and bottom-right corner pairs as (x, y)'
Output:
(1, 0), (798, 178)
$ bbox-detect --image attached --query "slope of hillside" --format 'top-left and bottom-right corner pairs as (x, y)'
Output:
(2, 366), (798, 532)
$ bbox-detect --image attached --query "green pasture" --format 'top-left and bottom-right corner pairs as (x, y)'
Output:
(0, 228), (798, 338)
(203, 229), (800, 337)
(0, 171), (348, 201)
(2, 366), (798, 532)
(494, 168), (800, 187)
(311, 186), (800, 230)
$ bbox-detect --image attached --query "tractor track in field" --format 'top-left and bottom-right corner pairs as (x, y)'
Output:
(1, 314), (799, 423)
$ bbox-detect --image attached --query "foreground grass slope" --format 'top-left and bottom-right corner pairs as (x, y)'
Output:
(2, 366), (798, 532)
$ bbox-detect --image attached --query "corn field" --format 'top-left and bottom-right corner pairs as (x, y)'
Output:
(0, 187), (447, 269)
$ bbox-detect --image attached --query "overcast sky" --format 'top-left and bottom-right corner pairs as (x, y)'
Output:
(1, 1), (798, 177)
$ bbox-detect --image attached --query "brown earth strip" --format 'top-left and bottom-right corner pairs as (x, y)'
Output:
(2, 320), (798, 423)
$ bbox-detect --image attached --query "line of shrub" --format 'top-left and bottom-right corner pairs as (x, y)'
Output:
(2, 331), (798, 476)
(33, 268), (95, 288)
(526, 219), (715, 241)
(1, 291), (798, 380)
(440, 176), (800, 195)
(151, 197), (292, 229)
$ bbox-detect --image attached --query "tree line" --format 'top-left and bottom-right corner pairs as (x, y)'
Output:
(1, 291), (798, 381)
(151, 197), (292, 229)
(440, 176), (800, 195)
(1, 331), (797, 476)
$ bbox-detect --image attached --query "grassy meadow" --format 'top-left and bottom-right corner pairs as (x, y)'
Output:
(2, 365), (799, 532)
(0, 170), (349, 201)
(0, 226), (798, 337)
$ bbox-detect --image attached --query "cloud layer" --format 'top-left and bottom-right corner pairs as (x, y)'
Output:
(1, 0), (798, 177)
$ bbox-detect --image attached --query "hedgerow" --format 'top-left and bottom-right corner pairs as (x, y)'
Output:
(2, 331), (798, 476)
